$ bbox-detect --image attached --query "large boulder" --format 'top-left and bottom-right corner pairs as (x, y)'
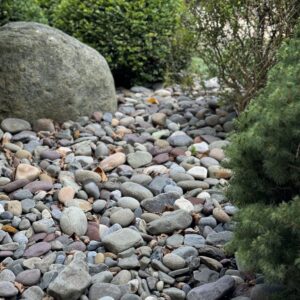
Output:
(0, 22), (117, 121)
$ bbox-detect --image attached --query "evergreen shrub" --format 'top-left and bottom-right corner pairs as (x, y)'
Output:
(226, 26), (300, 297)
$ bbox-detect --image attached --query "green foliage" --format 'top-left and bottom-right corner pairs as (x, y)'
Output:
(53, 0), (192, 86)
(226, 28), (300, 206)
(226, 27), (300, 297)
(227, 198), (300, 298)
(37, 0), (59, 25)
(190, 0), (300, 112)
(0, 0), (48, 26)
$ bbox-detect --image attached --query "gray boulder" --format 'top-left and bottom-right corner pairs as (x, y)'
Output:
(187, 275), (235, 300)
(0, 22), (116, 122)
(47, 252), (91, 300)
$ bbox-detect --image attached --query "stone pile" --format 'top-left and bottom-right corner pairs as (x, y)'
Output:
(0, 81), (252, 299)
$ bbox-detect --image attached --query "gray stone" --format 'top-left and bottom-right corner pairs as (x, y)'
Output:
(163, 287), (186, 300)
(0, 22), (116, 122)
(48, 252), (91, 300)
(0, 268), (16, 281)
(16, 269), (41, 286)
(168, 131), (193, 147)
(121, 182), (153, 201)
(60, 207), (87, 236)
(22, 285), (44, 300)
(206, 231), (234, 246)
(111, 270), (131, 285)
(193, 269), (219, 284)
(250, 283), (285, 300)
(1, 118), (31, 133)
(89, 283), (122, 300)
(110, 208), (135, 227)
(184, 234), (205, 248)
(91, 271), (113, 284)
(118, 197), (140, 210)
(0, 281), (18, 297)
(127, 151), (152, 168)
(147, 210), (192, 234)
(173, 246), (198, 259)
(162, 253), (186, 270)
(187, 275), (235, 300)
(141, 192), (180, 213)
(102, 228), (143, 253)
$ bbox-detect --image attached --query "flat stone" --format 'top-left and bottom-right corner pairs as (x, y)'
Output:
(127, 151), (152, 168)
(163, 287), (186, 300)
(213, 208), (231, 223)
(0, 281), (18, 297)
(147, 210), (193, 234)
(58, 186), (75, 204)
(168, 131), (193, 147)
(102, 228), (143, 253)
(24, 181), (53, 193)
(162, 253), (186, 270)
(60, 207), (87, 236)
(117, 197), (140, 210)
(16, 269), (41, 286)
(89, 282), (121, 300)
(75, 170), (101, 183)
(65, 198), (92, 212)
(141, 192), (180, 213)
(206, 231), (234, 246)
(0, 269), (16, 281)
(99, 152), (126, 171)
(121, 182), (153, 201)
(110, 208), (135, 227)
(200, 256), (223, 271)
(187, 275), (235, 300)
(184, 234), (205, 248)
(16, 164), (41, 181)
(24, 242), (51, 258)
(1, 118), (31, 133)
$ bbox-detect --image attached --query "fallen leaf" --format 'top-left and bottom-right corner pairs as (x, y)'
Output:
(14, 281), (25, 293)
(146, 97), (159, 104)
(73, 130), (81, 139)
(94, 166), (108, 182)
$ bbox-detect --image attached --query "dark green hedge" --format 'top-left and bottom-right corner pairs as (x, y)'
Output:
(52, 0), (192, 85)
(0, 0), (47, 26)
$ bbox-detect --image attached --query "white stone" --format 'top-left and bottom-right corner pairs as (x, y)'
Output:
(189, 142), (209, 153)
(174, 197), (194, 213)
(187, 166), (208, 179)
(60, 207), (87, 236)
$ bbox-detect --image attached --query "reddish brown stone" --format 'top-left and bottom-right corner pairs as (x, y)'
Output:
(86, 222), (100, 241)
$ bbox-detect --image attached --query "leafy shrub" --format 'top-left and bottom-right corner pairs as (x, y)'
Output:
(190, 0), (300, 113)
(226, 27), (300, 297)
(53, 0), (192, 86)
(0, 0), (48, 26)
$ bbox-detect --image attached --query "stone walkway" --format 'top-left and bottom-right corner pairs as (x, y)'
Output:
(0, 80), (250, 300)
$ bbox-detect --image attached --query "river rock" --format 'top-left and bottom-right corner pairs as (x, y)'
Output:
(60, 207), (87, 236)
(187, 275), (235, 300)
(0, 22), (116, 121)
(147, 210), (192, 234)
(102, 228), (143, 253)
(48, 252), (91, 300)
(99, 153), (126, 171)
(121, 182), (153, 201)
